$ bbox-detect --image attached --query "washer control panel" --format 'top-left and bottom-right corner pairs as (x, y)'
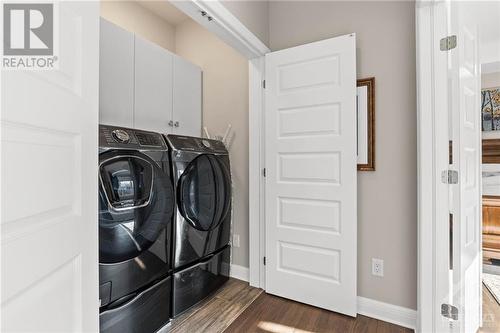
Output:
(99, 125), (166, 149)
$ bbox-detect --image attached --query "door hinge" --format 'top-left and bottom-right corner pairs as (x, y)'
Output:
(441, 170), (458, 184)
(263, 257), (266, 265)
(262, 80), (266, 89)
(449, 140), (453, 164)
(263, 168), (266, 177)
(441, 303), (459, 320)
(440, 35), (457, 51)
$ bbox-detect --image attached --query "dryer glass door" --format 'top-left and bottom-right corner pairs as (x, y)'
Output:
(178, 154), (231, 231)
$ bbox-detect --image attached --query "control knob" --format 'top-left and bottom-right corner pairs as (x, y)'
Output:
(112, 129), (130, 143)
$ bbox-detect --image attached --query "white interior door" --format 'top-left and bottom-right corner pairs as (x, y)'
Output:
(1, 2), (99, 331)
(450, 1), (482, 332)
(264, 34), (357, 316)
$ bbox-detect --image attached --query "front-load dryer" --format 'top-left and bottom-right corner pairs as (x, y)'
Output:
(165, 135), (232, 317)
(98, 125), (174, 333)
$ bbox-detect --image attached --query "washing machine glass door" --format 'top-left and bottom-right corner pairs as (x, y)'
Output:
(99, 150), (174, 264)
(178, 154), (231, 231)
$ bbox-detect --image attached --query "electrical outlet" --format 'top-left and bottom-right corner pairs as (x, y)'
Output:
(232, 234), (240, 248)
(372, 258), (384, 277)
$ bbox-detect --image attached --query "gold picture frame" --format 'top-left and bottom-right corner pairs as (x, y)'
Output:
(357, 77), (375, 171)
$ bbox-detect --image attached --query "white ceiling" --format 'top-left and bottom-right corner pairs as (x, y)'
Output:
(135, 0), (189, 26)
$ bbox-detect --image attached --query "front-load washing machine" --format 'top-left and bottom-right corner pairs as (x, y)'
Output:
(98, 125), (174, 333)
(165, 134), (232, 317)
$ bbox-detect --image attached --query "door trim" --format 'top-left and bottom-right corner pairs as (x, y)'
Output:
(169, 0), (269, 59)
(416, 1), (452, 332)
(248, 56), (266, 288)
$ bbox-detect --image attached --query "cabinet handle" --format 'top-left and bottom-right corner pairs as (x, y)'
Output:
(174, 121), (179, 128)
(168, 120), (174, 127)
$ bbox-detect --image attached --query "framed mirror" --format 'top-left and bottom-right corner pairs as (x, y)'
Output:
(357, 77), (375, 171)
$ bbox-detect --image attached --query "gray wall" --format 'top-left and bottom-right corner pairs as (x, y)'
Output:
(268, 1), (417, 310)
(221, 0), (269, 47)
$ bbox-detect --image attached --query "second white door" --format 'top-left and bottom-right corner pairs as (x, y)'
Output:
(265, 34), (357, 316)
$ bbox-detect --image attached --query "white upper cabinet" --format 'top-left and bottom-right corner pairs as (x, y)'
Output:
(134, 36), (174, 134)
(99, 19), (134, 127)
(99, 18), (202, 136)
(173, 55), (202, 137)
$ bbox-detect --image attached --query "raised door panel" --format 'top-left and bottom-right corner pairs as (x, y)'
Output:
(99, 18), (134, 127)
(173, 55), (202, 136)
(134, 36), (173, 134)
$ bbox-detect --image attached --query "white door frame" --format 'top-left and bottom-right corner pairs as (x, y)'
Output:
(416, 1), (447, 332)
(169, 0), (269, 288)
(417, 1), (484, 332)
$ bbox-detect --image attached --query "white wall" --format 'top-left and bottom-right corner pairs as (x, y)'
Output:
(100, 1), (176, 52)
(175, 19), (250, 267)
(268, 1), (417, 310)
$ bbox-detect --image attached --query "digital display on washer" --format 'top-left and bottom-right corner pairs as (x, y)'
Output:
(135, 132), (161, 147)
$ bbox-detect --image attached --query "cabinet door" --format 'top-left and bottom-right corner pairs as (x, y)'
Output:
(173, 55), (202, 136)
(134, 36), (173, 133)
(99, 19), (134, 127)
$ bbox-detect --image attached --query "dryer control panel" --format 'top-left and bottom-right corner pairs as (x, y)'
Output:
(165, 135), (227, 154)
(99, 125), (166, 150)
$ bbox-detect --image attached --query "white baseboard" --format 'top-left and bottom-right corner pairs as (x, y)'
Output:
(357, 296), (417, 330)
(229, 265), (416, 329)
(230, 264), (249, 282)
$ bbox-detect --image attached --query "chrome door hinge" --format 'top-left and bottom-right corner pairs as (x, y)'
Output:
(449, 140), (453, 164)
(441, 170), (458, 184)
(262, 80), (266, 89)
(440, 35), (457, 51)
(263, 257), (266, 265)
(263, 168), (266, 177)
(441, 303), (459, 320)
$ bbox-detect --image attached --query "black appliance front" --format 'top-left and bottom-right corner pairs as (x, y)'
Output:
(172, 245), (230, 317)
(100, 276), (171, 333)
(98, 125), (174, 314)
(173, 151), (232, 269)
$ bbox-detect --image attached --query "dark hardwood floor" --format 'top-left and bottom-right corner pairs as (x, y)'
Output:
(480, 285), (500, 333)
(170, 278), (262, 333)
(224, 291), (413, 333)
(170, 279), (500, 332)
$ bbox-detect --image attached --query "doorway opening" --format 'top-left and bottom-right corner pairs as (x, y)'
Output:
(479, 3), (500, 329)
(418, 1), (500, 332)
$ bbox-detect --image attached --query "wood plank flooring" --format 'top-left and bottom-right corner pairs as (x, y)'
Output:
(480, 285), (500, 333)
(225, 291), (413, 333)
(171, 278), (500, 332)
(171, 278), (413, 333)
(170, 278), (262, 333)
